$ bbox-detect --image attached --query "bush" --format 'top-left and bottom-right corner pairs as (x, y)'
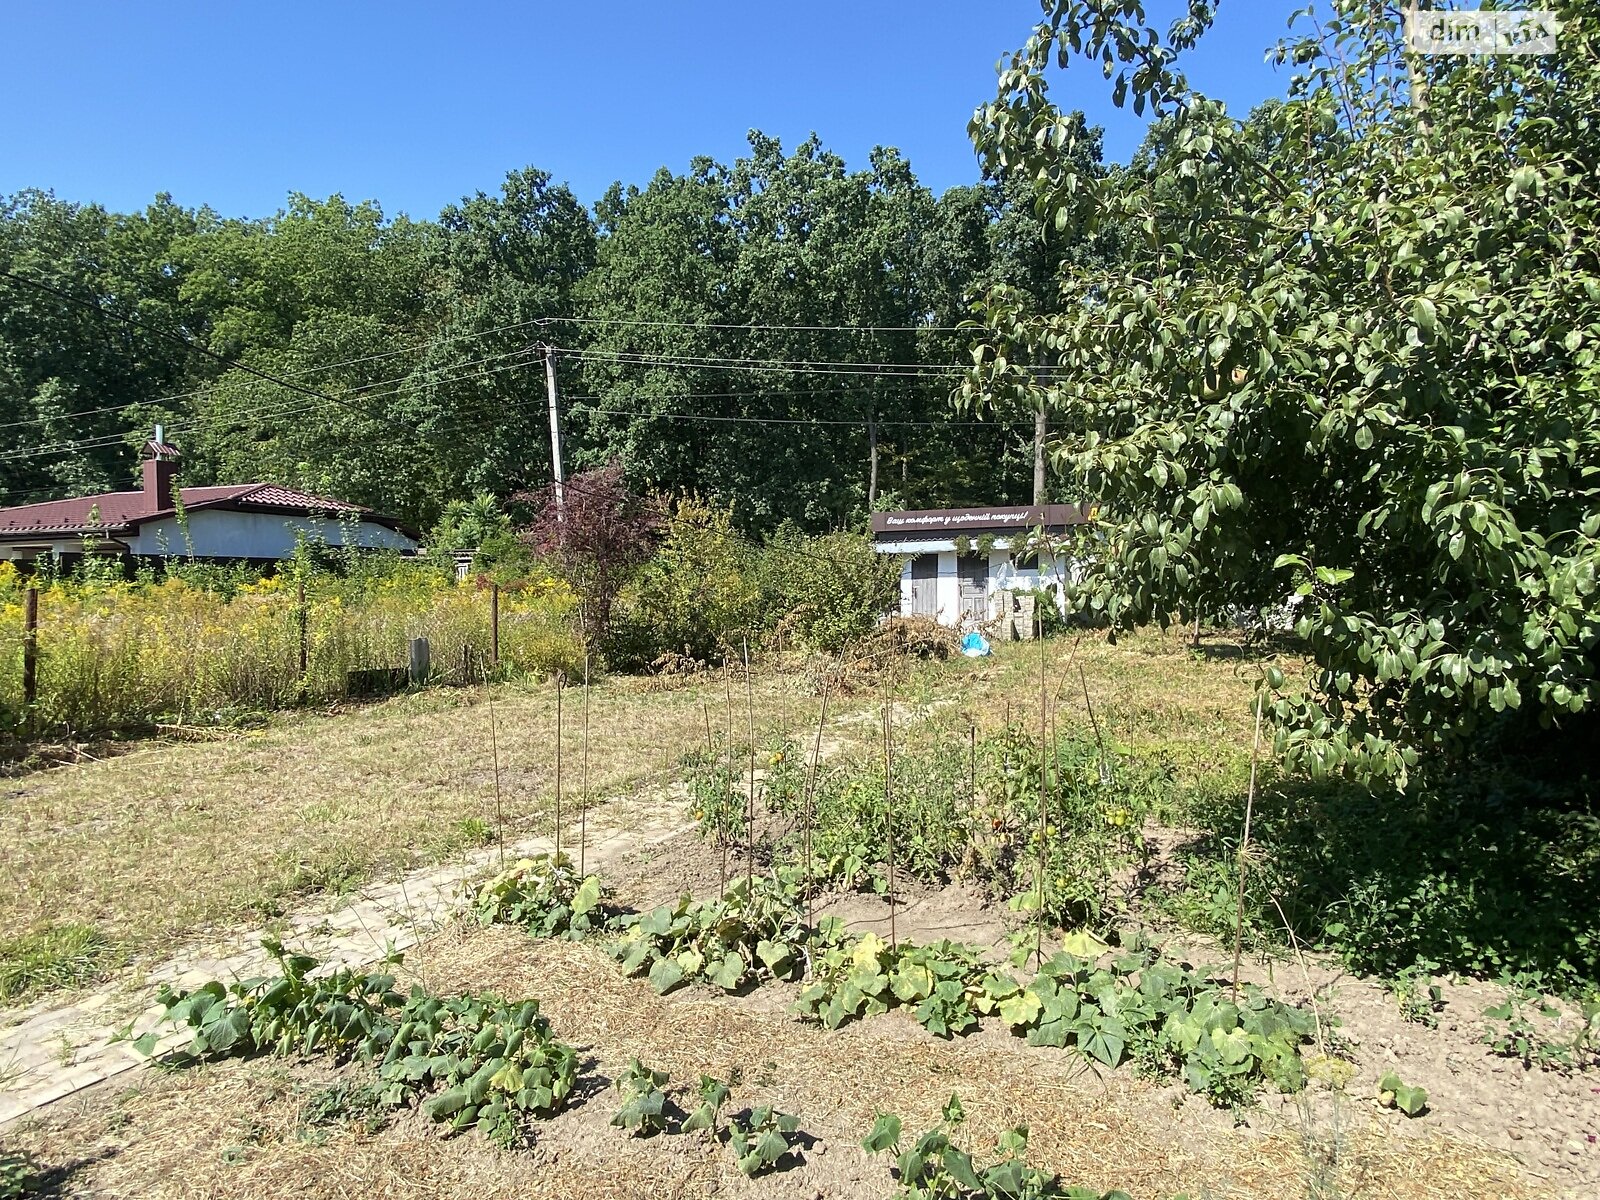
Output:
(619, 498), (759, 664)
(753, 526), (898, 653)
(1167, 765), (1600, 994)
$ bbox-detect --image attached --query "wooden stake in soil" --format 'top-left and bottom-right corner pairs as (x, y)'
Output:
(883, 679), (898, 952)
(968, 724), (977, 818)
(490, 582), (500, 670)
(743, 638), (756, 898)
(554, 674), (564, 862)
(1035, 621), (1050, 967)
(295, 578), (308, 680)
(580, 653), (591, 877)
(22, 584), (38, 718)
(1231, 690), (1267, 1002)
(801, 672), (834, 933)
(721, 659), (735, 893)
(484, 654), (505, 869)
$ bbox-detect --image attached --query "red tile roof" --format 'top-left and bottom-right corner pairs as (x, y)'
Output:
(0, 484), (377, 537)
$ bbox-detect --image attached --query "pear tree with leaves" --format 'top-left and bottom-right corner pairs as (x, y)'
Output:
(965, 0), (1600, 783)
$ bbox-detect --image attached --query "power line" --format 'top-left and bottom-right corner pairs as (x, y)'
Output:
(0, 313), (558, 434)
(566, 402), (1033, 429)
(0, 342), (542, 463)
(545, 315), (976, 334)
(556, 345), (975, 379)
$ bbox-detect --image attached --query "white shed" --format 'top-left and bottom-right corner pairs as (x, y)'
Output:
(870, 504), (1092, 630)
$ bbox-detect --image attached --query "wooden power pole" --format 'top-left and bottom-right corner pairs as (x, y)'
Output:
(543, 343), (566, 525)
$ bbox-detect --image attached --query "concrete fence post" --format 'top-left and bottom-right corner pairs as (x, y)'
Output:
(408, 637), (431, 686)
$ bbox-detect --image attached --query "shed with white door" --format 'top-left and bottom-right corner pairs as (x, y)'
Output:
(870, 504), (1092, 630)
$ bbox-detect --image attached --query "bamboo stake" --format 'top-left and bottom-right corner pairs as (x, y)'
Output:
(968, 724), (977, 818)
(721, 659), (734, 893)
(580, 653), (591, 877)
(554, 674), (564, 862)
(884, 675), (898, 952)
(22, 585), (38, 730)
(743, 638), (756, 897)
(485, 655), (505, 869)
(1231, 690), (1267, 1002)
(1035, 621), (1050, 966)
(802, 675), (833, 935)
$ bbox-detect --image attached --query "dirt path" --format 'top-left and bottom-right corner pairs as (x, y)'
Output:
(0, 786), (695, 1128)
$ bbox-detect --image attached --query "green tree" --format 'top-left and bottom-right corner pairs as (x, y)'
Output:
(967, 0), (1600, 783)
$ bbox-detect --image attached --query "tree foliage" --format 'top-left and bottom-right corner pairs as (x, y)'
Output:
(518, 461), (658, 649)
(967, 0), (1600, 783)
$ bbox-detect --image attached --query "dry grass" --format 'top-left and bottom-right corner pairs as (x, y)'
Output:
(0, 632), (1270, 993)
(2, 926), (1547, 1200)
(0, 672), (862, 970)
(900, 628), (1275, 793)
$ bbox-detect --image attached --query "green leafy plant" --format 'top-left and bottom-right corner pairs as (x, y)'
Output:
(795, 927), (1000, 1038)
(728, 1104), (802, 1177)
(134, 939), (403, 1061)
(385, 994), (577, 1145)
(681, 744), (746, 847)
(1382, 963), (1445, 1029)
(473, 852), (608, 939)
(1483, 987), (1600, 1072)
(612, 876), (803, 995)
(993, 943), (1314, 1107)
(863, 1094), (1064, 1199)
(132, 942), (578, 1147)
(680, 1074), (731, 1135)
(1376, 1071), (1428, 1118)
(610, 1058), (670, 1137)
(0, 1149), (41, 1200)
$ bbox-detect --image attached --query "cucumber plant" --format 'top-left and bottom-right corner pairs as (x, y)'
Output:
(992, 945), (1314, 1106)
(795, 925), (1001, 1037)
(132, 942), (579, 1147)
(1376, 1071), (1428, 1117)
(862, 1094), (1064, 1199)
(612, 875), (804, 995)
(473, 852), (608, 939)
(133, 939), (404, 1061)
(385, 994), (578, 1144)
(680, 1074), (731, 1134)
(728, 1104), (802, 1177)
(610, 1058), (670, 1136)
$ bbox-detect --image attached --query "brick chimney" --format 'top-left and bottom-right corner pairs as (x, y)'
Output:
(141, 425), (181, 510)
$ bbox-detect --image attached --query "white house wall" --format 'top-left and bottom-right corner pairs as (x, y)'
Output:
(887, 544), (1072, 628)
(131, 510), (416, 559)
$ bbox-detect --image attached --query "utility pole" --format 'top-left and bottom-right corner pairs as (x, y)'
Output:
(542, 343), (566, 524)
(1032, 405), (1047, 506)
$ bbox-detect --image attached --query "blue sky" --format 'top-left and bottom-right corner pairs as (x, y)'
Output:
(1, 1), (1307, 221)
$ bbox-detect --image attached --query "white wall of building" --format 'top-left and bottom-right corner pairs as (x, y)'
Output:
(130, 510), (416, 559)
(883, 539), (1072, 629)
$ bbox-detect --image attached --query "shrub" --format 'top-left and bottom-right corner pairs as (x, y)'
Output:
(754, 526), (898, 653)
(620, 498), (759, 664)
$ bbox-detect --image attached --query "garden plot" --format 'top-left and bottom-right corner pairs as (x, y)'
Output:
(3, 632), (1596, 1197)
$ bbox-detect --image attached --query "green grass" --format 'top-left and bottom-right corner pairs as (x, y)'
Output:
(0, 922), (113, 1004)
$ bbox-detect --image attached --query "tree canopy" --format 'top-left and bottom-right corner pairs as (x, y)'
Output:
(966, 0), (1600, 783)
(0, 134), (1080, 531)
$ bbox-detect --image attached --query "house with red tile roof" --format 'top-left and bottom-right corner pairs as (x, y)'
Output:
(0, 430), (418, 565)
